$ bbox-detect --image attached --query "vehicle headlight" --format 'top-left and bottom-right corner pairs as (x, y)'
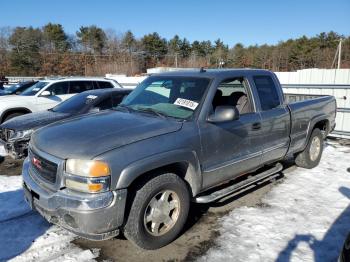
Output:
(8, 129), (33, 142)
(65, 159), (111, 193)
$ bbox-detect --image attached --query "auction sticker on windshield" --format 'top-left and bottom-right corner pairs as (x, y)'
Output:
(174, 98), (199, 110)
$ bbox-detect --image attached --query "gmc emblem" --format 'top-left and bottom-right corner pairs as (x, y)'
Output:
(32, 157), (42, 170)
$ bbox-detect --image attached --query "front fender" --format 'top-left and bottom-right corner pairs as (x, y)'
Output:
(115, 149), (202, 196)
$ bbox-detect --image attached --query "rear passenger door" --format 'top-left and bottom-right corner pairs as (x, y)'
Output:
(252, 75), (290, 164)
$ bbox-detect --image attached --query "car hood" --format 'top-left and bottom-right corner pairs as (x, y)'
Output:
(1, 110), (71, 131)
(0, 95), (34, 105)
(32, 110), (183, 159)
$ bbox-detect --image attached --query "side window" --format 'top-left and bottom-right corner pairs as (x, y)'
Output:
(95, 81), (113, 89)
(212, 77), (253, 115)
(94, 97), (113, 110)
(111, 94), (126, 106)
(46, 82), (69, 95)
(253, 76), (281, 110)
(69, 81), (94, 94)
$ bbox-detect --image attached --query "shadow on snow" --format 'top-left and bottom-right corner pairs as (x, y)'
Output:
(0, 189), (50, 261)
(276, 186), (350, 262)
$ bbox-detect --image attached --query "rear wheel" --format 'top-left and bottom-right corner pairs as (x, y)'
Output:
(124, 173), (190, 249)
(295, 128), (324, 169)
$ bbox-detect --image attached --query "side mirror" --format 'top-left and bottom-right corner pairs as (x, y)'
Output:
(40, 90), (51, 97)
(208, 106), (239, 123)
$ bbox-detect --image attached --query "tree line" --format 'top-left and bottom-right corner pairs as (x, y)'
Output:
(0, 24), (349, 76)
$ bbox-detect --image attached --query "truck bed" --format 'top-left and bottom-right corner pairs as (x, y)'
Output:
(286, 95), (337, 155)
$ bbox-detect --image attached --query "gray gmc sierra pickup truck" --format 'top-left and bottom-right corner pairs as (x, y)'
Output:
(22, 69), (336, 249)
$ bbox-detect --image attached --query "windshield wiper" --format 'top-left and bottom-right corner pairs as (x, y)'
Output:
(135, 107), (168, 119)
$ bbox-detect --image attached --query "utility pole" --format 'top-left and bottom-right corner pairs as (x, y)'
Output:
(337, 39), (342, 69)
(175, 53), (178, 68)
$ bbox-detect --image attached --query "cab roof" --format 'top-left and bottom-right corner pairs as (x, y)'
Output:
(152, 68), (274, 79)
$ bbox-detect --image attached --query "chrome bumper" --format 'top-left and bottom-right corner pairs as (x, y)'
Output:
(22, 158), (127, 240)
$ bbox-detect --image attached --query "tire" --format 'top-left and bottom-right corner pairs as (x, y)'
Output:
(295, 128), (324, 169)
(124, 173), (190, 250)
(4, 112), (23, 122)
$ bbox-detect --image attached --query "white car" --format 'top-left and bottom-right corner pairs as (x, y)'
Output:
(0, 77), (123, 123)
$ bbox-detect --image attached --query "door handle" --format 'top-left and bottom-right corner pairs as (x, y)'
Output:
(252, 122), (261, 130)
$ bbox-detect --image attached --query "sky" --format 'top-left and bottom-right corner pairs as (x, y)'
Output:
(1, 0), (349, 47)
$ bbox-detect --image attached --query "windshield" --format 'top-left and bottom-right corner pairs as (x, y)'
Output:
(120, 76), (210, 120)
(4, 81), (35, 94)
(51, 93), (100, 113)
(20, 81), (49, 96)
(4, 83), (22, 94)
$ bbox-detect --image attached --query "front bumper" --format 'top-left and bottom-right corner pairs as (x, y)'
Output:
(22, 158), (127, 240)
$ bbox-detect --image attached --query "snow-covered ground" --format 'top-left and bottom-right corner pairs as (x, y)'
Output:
(0, 175), (98, 262)
(200, 143), (350, 262)
(0, 143), (349, 261)
(0, 145), (7, 156)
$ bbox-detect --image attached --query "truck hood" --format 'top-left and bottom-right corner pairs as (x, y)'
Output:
(1, 110), (71, 131)
(32, 110), (183, 159)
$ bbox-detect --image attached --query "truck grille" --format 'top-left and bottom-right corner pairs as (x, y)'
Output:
(29, 149), (58, 184)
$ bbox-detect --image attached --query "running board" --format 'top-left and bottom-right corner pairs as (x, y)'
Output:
(194, 163), (283, 203)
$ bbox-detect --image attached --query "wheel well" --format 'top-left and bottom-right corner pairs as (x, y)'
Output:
(313, 119), (329, 136)
(127, 162), (192, 194)
(1, 108), (31, 123)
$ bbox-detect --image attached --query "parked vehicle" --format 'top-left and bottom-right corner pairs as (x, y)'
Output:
(0, 77), (122, 123)
(22, 69), (336, 249)
(339, 233), (350, 262)
(0, 75), (9, 89)
(0, 81), (38, 96)
(0, 88), (131, 159)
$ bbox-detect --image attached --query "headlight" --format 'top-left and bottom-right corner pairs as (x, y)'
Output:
(65, 159), (111, 193)
(8, 129), (33, 142)
(66, 159), (110, 177)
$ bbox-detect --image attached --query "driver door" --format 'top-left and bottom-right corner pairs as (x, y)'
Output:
(199, 78), (263, 189)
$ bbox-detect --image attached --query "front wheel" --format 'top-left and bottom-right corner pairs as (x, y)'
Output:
(124, 173), (190, 249)
(295, 128), (324, 169)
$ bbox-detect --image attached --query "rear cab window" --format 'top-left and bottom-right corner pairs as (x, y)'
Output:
(253, 75), (281, 111)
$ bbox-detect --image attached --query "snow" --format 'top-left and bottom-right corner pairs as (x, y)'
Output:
(200, 143), (350, 262)
(0, 175), (98, 261)
(0, 145), (7, 156)
(1, 142), (350, 261)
